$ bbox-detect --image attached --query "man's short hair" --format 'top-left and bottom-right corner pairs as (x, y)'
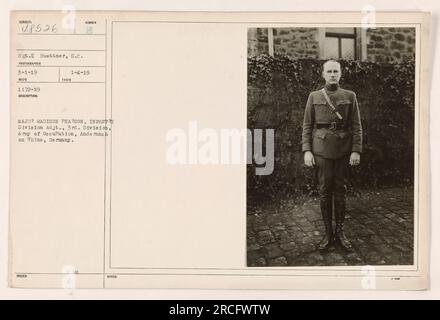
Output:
(323, 59), (341, 71)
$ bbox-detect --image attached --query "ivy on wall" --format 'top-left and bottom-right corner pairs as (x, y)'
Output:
(247, 55), (415, 203)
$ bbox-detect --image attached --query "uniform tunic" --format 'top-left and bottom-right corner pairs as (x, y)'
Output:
(302, 86), (362, 158)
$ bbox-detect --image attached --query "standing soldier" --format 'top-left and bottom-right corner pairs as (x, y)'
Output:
(302, 60), (362, 252)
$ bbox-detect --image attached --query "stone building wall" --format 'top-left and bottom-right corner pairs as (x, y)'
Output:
(366, 27), (415, 63)
(248, 27), (415, 63)
(248, 28), (269, 57)
(273, 28), (319, 58)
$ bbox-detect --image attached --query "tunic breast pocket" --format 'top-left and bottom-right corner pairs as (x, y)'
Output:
(336, 100), (351, 119)
(313, 103), (333, 122)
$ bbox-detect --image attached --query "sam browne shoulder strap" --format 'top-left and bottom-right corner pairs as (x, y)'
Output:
(321, 88), (343, 120)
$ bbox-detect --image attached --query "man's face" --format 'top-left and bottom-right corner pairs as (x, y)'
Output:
(322, 61), (341, 85)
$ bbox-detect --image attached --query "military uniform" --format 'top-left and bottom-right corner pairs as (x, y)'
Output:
(302, 84), (362, 250)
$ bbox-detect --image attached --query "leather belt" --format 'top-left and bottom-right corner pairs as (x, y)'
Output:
(316, 122), (347, 130)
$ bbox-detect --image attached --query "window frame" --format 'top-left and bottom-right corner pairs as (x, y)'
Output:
(324, 28), (358, 60)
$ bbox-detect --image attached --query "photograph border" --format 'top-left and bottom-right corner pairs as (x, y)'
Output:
(8, 11), (430, 290)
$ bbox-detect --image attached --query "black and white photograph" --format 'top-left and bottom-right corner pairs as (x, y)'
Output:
(7, 8), (431, 292)
(247, 27), (416, 267)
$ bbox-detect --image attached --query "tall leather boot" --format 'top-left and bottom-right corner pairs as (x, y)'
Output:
(334, 196), (353, 252)
(317, 198), (333, 250)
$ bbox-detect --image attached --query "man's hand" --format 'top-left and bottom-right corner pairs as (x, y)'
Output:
(304, 151), (315, 167)
(349, 152), (360, 166)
